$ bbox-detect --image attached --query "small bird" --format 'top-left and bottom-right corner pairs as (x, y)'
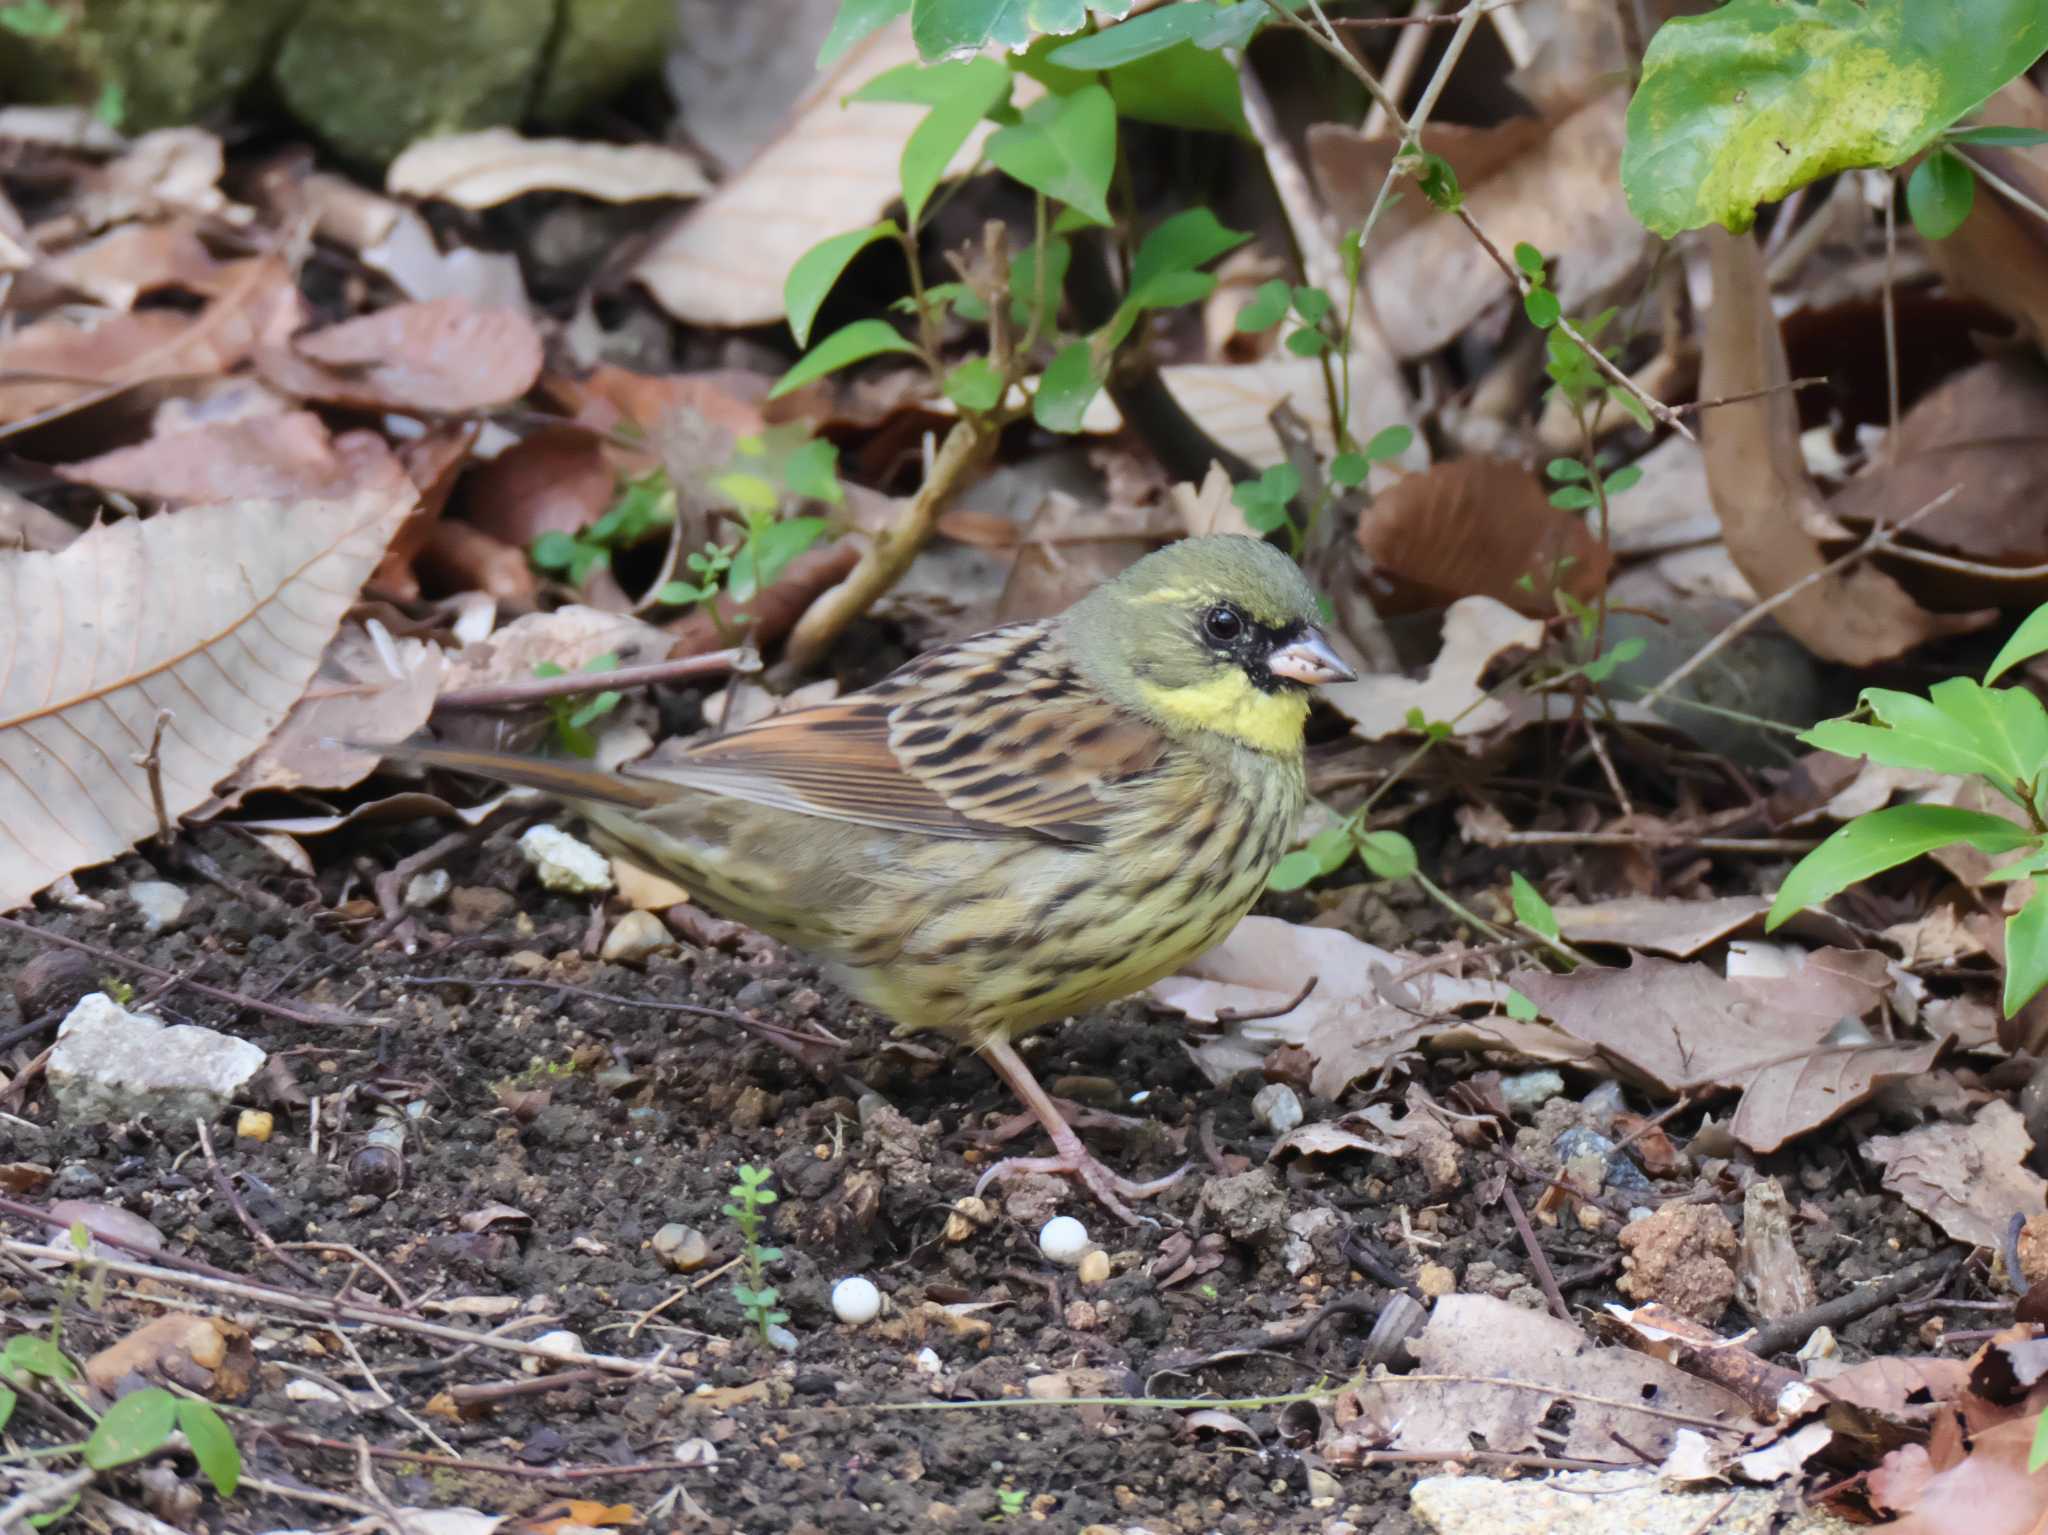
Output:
(384, 536), (1353, 1220)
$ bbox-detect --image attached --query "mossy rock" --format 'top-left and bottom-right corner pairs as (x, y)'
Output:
(531, 0), (674, 127)
(271, 0), (554, 169)
(0, 0), (298, 131)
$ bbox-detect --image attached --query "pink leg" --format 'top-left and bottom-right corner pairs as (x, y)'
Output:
(972, 1037), (1188, 1225)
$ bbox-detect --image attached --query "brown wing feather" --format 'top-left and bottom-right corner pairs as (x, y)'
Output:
(637, 623), (1167, 843)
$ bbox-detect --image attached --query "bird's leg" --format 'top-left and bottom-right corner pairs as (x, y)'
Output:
(972, 1036), (1188, 1225)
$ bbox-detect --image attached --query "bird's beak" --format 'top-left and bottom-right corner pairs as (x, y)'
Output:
(1267, 627), (1357, 686)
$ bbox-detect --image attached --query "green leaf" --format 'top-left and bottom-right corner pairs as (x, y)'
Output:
(1765, 805), (2037, 928)
(1986, 603), (2048, 684)
(1267, 848), (1323, 891)
(1358, 831), (1418, 881)
(1032, 339), (1103, 432)
(177, 1398), (241, 1497)
(1307, 825), (1355, 875)
(771, 319), (921, 398)
(1048, 2), (1222, 67)
(2007, 891), (2048, 1016)
(986, 85), (1117, 225)
(751, 517), (830, 594)
(1805, 680), (2048, 806)
(1603, 464), (1643, 495)
(786, 221), (901, 348)
(1547, 457), (1589, 482)
(1328, 452), (1369, 488)
(1284, 328), (1329, 357)
(943, 356), (1005, 412)
(528, 530), (582, 573)
(1291, 285), (1333, 325)
(1009, 236), (1070, 327)
(1237, 497), (1290, 533)
(2032, 1406), (2048, 1473)
(1906, 149), (1976, 240)
(1504, 987), (1539, 1021)
(784, 437), (844, 504)
(895, 59), (1013, 227)
(1104, 38), (1249, 137)
(2, 1335), (76, 1381)
(0, 0), (67, 37)
(818, 0), (911, 68)
(1410, 150), (1462, 211)
(1948, 124), (2048, 147)
(1513, 242), (1546, 278)
(86, 1387), (178, 1470)
(1510, 872), (1559, 940)
(912, 0), (1133, 58)
(1362, 424), (1413, 461)
(1550, 484), (1597, 510)
(1130, 208), (1251, 293)
(1621, 0), (2048, 237)
(1235, 278), (1291, 332)
(1523, 285), (1560, 328)
(0, 1382), (13, 1430)
(1579, 636), (1645, 685)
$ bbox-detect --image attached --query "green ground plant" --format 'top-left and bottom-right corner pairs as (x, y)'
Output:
(723, 1164), (790, 1346)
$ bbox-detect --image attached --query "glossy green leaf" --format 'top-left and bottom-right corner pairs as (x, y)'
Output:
(1948, 124), (2048, 147)
(913, 0), (1134, 59)
(2007, 891), (2048, 1016)
(177, 1398), (241, 1497)
(86, 1386), (178, 1470)
(1235, 278), (1290, 332)
(1504, 987), (1539, 1021)
(1410, 150), (1462, 211)
(1105, 38), (1249, 137)
(1328, 452), (1369, 488)
(1766, 805), (2037, 928)
(898, 60), (1012, 227)
(1130, 208), (1251, 292)
(943, 355), (1005, 412)
(2, 1334), (77, 1381)
(1267, 848), (1323, 891)
(986, 86), (1116, 225)
(1362, 424), (1413, 461)
(1986, 603), (2048, 684)
(1513, 242), (1545, 278)
(784, 437), (844, 504)
(1032, 339), (1102, 432)
(1510, 872), (1559, 939)
(786, 221), (900, 348)
(1523, 285), (1560, 328)
(1622, 0), (2048, 236)
(818, 0), (910, 68)
(1802, 680), (2048, 804)
(1359, 831), (1418, 881)
(1907, 149), (1976, 240)
(1048, 2), (1221, 67)
(770, 320), (921, 399)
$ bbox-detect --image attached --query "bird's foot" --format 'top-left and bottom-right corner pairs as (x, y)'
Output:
(975, 1147), (1189, 1226)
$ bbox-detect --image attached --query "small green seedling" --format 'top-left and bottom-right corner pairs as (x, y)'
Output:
(533, 652), (623, 758)
(1767, 600), (2048, 1015)
(723, 1164), (790, 1346)
(994, 1486), (1030, 1519)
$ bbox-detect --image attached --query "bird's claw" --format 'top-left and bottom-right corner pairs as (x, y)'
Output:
(976, 1153), (1190, 1227)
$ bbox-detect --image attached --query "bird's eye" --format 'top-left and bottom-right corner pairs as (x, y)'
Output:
(1202, 605), (1244, 643)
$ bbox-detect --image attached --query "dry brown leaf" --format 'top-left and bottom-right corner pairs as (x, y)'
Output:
(1156, 354), (1419, 472)
(416, 521), (540, 608)
(635, 19), (994, 327)
(0, 489), (79, 552)
(56, 414), (409, 505)
(1923, 80), (2048, 354)
(0, 255), (302, 424)
(83, 1313), (252, 1398)
(1320, 596), (1542, 742)
(1355, 457), (1610, 616)
(0, 488), (412, 911)
(461, 428), (616, 549)
(1863, 1101), (2048, 1252)
(390, 128), (710, 208)
(1330, 1293), (1754, 1463)
(1868, 1412), (2048, 1535)
(443, 606), (680, 695)
(1700, 228), (1983, 663)
(262, 298), (544, 415)
(1515, 950), (1942, 1152)
(54, 127), (245, 237)
(34, 221), (234, 309)
(1552, 895), (1772, 957)
(1308, 93), (1648, 359)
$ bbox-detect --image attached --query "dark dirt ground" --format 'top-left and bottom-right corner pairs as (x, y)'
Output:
(0, 812), (1970, 1534)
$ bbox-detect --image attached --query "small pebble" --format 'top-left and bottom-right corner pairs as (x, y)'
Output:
(914, 1347), (943, 1375)
(1077, 1249), (1111, 1286)
(764, 1324), (799, 1353)
(831, 1276), (881, 1325)
(651, 1223), (711, 1272)
(600, 909), (674, 964)
(943, 1196), (991, 1244)
(1252, 1082), (1304, 1136)
(1498, 1069), (1564, 1115)
(519, 826), (613, 894)
(521, 1329), (583, 1374)
(236, 1110), (274, 1143)
(403, 869), (450, 910)
(1038, 1215), (1092, 1267)
(127, 880), (189, 934)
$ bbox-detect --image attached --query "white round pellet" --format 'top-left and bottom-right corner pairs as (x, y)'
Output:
(831, 1275), (881, 1324)
(1038, 1215), (1092, 1266)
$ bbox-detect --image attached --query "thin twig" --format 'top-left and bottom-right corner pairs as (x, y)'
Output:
(1882, 173), (1900, 455)
(1502, 1182), (1573, 1325)
(1637, 485), (1959, 710)
(1748, 1249), (1967, 1358)
(277, 1241), (412, 1309)
(0, 1467), (99, 1526)
(134, 707), (174, 847)
(1471, 829), (1822, 854)
(430, 649), (750, 712)
(1953, 148), (2048, 231)
(1360, 0), (1438, 141)
(1213, 975), (1319, 1025)
(1674, 376), (1829, 417)
(0, 914), (386, 1029)
(195, 1118), (322, 1286)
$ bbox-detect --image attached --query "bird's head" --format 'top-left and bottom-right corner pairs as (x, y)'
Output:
(1063, 535), (1356, 754)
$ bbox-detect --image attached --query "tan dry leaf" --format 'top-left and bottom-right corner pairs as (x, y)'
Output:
(1308, 93), (1649, 359)
(443, 606), (679, 695)
(461, 427), (615, 549)
(1514, 950), (1941, 1152)
(56, 127), (245, 236)
(1156, 353), (1420, 472)
(1355, 456), (1610, 616)
(261, 298), (544, 415)
(1552, 895), (1772, 957)
(1319, 596), (1542, 742)
(389, 127), (710, 208)
(1867, 1410), (2048, 1535)
(1863, 1100), (2048, 1252)
(56, 414), (410, 506)
(0, 489), (412, 911)
(1700, 228), (1984, 663)
(1333, 1293), (1754, 1462)
(634, 19), (996, 327)
(1923, 79), (2048, 353)
(34, 221), (234, 309)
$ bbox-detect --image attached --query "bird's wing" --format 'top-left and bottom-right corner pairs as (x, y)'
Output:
(637, 623), (1168, 843)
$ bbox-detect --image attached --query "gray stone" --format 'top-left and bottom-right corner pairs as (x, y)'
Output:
(1199, 1167), (1287, 1247)
(128, 880), (189, 934)
(48, 994), (266, 1126)
(533, 0), (675, 126)
(1252, 1082), (1304, 1136)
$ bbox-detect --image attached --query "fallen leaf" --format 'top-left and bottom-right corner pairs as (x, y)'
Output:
(1864, 1101), (2048, 1252)
(442, 606), (679, 695)
(0, 488), (412, 911)
(1868, 1412), (2048, 1535)
(262, 298), (544, 415)
(1923, 80), (2048, 354)
(56, 127), (245, 236)
(83, 1313), (253, 1399)
(34, 221), (235, 309)
(57, 414), (408, 505)
(1552, 895), (1772, 957)
(390, 128), (709, 208)
(462, 428), (616, 549)
(1157, 353), (1419, 472)
(1320, 596), (1542, 742)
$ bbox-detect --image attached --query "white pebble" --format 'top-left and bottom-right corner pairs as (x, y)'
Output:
(403, 869), (450, 909)
(519, 825), (614, 894)
(1038, 1215), (1092, 1266)
(914, 1347), (943, 1375)
(600, 909), (674, 964)
(831, 1275), (881, 1325)
(764, 1323), (799, 1353)
(521, 1328), (583, 1373)
(1252, 1082), (1304, 1135)
(128, 880), (188, 933)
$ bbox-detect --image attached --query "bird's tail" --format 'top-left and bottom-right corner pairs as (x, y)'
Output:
(348, 739), (677, 813)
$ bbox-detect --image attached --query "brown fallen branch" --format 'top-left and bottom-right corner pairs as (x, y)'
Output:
(430, 648), (750, 712)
